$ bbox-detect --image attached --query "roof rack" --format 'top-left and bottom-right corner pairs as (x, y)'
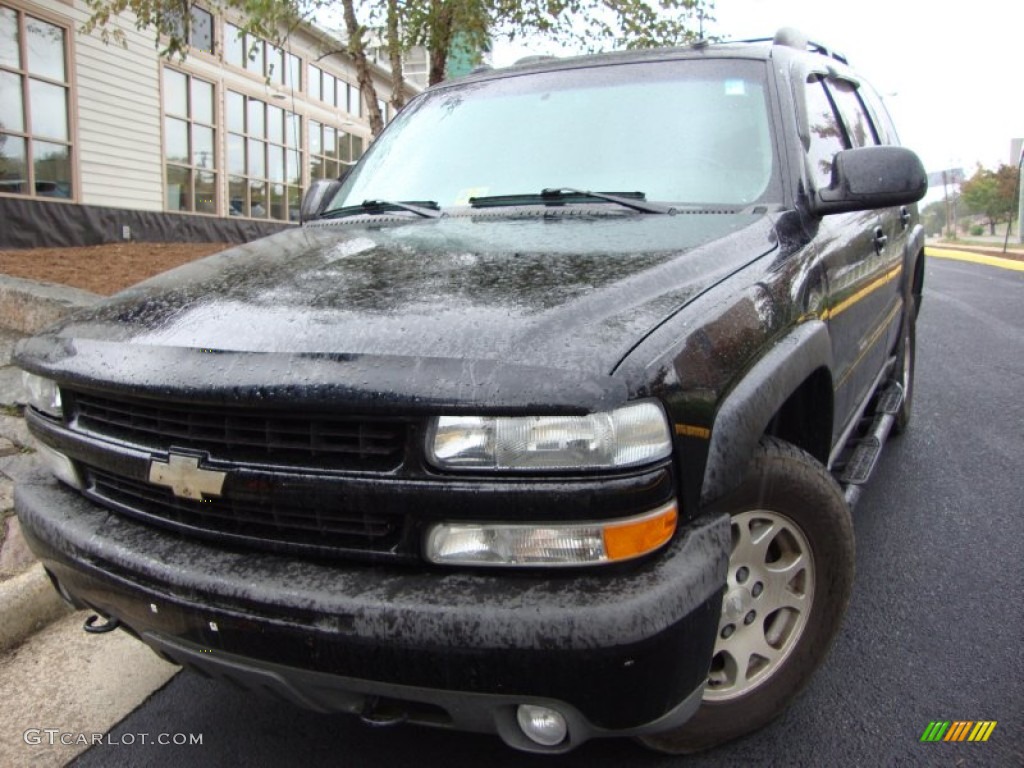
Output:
(513, 55), (559, 66)
(732, 27), (849, 65)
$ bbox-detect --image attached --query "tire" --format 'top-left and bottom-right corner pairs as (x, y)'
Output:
(638, 437), (854, 754)
(891, 300), (916, 435)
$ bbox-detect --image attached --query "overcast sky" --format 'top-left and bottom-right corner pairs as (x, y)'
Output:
(491, 0), (1023, 176)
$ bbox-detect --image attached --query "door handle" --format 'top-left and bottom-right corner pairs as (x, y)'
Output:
(899, 206), (912, 229)
(873, 226), (888, 252)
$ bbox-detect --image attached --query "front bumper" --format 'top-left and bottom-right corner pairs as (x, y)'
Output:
(17, 474), (728, 752)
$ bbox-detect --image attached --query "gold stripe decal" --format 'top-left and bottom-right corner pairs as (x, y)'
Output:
(675, 424), (711, 440)
(823, 265), (903, 320)
(834, 302), (902, 391)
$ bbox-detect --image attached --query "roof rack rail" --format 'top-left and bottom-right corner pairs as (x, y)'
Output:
(513, 55), (559, 66)
(732, 27), (849, 65)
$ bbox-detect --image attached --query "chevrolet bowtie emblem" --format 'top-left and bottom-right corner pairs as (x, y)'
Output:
(148, 453), (227, 501)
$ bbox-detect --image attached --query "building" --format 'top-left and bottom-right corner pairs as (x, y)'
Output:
(0, 1), (419, 248)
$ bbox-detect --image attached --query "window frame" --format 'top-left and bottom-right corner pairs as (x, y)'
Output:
(224, 21), (301, 90)
(0, 2), (77, 203)
(308, 120), (365, 184)
(161, 66), (219, 216)
(164, 4), (216, 57)
(226, 89), (303, 221)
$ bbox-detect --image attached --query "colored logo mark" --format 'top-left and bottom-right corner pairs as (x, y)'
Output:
(920, 721), (997, 742)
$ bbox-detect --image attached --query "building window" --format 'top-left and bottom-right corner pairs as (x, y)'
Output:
(309, 121), (364, 181)
(309, 64), (363, 118)
(308, 64), (339, 107)
(0, 6), (73, 199)
(166, 5), (214, 55)
(227, 91), (301, 220)
(163, 68), (217, 214)
(226, 23), (300, 88)
(347, 82), (362, 117)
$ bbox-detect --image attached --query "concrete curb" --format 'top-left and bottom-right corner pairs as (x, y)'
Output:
(0, 275), (100, 334)
(0, 562), (72, 653)
(929, 241), (1024, 260)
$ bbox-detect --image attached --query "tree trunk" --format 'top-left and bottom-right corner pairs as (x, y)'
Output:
(386, 0), (405, 112)
(341, 0), (384, 137)
(427, 0), (454, 85)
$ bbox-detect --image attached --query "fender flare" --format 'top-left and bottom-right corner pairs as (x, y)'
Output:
(700, 320), (833, 506)
(903, 223), (926, 318)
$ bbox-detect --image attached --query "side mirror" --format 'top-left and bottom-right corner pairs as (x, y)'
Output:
(812, 146), (927, 216)
(300, 178), (342, 223)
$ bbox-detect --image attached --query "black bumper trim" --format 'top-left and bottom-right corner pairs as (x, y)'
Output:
(142, 631), (705, 753)
(17, 476), (728, 735)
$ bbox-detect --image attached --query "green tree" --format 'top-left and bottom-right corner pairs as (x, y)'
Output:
(921, 200), (947, 237)
(960, 163), (1019, 235)
(82, 0), (713, 136)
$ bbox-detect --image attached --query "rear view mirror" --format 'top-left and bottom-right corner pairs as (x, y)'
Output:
(812, 146), (927, 216)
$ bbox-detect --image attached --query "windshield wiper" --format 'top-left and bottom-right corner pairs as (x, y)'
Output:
(321, 199), (442, 220)
(469, 188), (674, 214)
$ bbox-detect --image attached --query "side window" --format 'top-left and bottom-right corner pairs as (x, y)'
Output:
(826, 79), (878, 147)
(858, 83), (900, 145)
(803, 77), (846, 190)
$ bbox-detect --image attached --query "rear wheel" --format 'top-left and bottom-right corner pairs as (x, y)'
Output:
(639, 437), (854, 754)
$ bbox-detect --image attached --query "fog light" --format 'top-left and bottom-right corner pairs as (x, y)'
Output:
(516, 705), (568, 747)
(35, 442), (83, 490)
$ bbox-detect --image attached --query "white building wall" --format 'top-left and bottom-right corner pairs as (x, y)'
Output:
(74, 11), (163, 211)
(6, 0), (415, 221)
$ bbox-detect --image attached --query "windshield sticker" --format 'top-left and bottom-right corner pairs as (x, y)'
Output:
(725, 79), (746, 96)
(455, 187), (490, 206)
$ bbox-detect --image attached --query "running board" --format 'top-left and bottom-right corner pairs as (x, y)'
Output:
(840, 381), (903, 508)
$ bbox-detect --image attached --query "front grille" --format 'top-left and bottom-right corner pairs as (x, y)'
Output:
(85, 466), (404, 559)
(69, 390), (408, 471)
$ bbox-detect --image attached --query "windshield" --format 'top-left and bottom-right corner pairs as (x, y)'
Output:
(327, 58), (778, 212)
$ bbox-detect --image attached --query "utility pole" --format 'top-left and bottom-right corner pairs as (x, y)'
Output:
(942, 170), (952, 239)
(1017, 144), (1024, 244)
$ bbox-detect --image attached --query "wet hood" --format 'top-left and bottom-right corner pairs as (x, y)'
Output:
(19, 213), (777, 411)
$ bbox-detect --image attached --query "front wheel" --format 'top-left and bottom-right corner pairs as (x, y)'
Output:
(639, 437), (854, 754)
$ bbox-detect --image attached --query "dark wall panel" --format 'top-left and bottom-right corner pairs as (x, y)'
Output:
(0, 198), (293, 249)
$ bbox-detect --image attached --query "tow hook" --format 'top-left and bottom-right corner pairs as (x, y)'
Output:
(83, 614), (120, 634)
(359, 696), (408, 727)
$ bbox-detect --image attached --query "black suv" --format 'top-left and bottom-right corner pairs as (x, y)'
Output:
(16, 28), (926, 754)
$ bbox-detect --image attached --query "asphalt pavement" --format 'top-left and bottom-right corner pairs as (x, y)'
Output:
(52, 255), (1022, 767)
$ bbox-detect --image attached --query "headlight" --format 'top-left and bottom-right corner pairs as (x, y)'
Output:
(22, 372), (63, 418)
(427, 401), (672, 471)
(425, 501), (678, 567)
